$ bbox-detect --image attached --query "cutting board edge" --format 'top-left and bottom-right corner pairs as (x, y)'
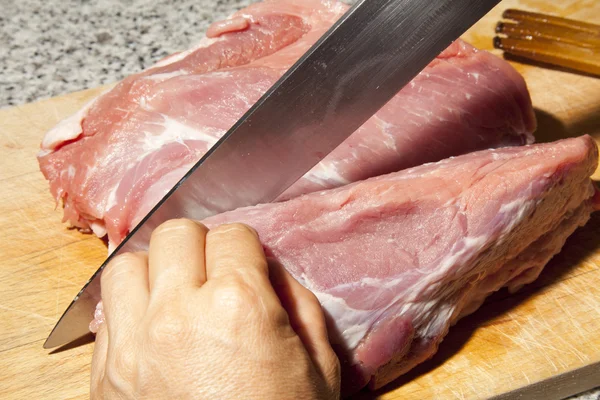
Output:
(489, 360), (600, 400)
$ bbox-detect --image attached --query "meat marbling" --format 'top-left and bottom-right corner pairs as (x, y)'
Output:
(37, 0), (535, 249)
(197, 136), (598, 394)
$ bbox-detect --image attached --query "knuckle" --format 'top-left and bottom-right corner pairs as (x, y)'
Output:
(152, 218), (205, 238)
(102, 253), (139, 284)
(210, 277), (288, 332)
(108, 253), (140, 270)
(211, 278), (258, 319)
(112, 252), (141, 265)
(228, 222), (258, 236)
(148, 311), (193, 347)
(216, 254), (268, 276)
(210, 222), (258, 238)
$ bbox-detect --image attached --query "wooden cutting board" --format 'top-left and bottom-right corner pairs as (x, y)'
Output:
(1, 1), (599, 399)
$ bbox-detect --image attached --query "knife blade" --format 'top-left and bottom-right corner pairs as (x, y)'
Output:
(44, 0), (500, 349)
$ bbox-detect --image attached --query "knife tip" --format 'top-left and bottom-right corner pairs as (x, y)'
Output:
(43, 332), (60, 349)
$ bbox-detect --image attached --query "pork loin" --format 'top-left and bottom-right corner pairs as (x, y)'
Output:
(201, 135), (599, 394)
(37, 0), (535, 249)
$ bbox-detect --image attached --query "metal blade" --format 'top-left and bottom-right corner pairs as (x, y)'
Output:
(44, 0), (500, 349)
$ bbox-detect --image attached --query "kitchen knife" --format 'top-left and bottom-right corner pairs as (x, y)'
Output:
(44, 0), (501, 349)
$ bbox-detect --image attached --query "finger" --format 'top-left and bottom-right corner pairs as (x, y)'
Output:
(205, 223), (270, 289)
(101, 251), (149, 342)
(148, 219), (209, 295)
(90, 322), (108, 400)
(269, 260), (341, 393)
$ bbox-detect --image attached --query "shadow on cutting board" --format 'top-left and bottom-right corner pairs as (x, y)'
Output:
(533, 105), (600, 145)
(49, 332), (95, 354)
(355, 212), (600, 399)
(503, 54), (600, 81)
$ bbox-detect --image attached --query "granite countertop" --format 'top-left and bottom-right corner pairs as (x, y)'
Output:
(1, 0), (598, 398)
(1, 0), (256, 108)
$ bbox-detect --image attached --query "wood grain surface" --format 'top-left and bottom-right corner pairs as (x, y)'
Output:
(1, 1), (599, 399)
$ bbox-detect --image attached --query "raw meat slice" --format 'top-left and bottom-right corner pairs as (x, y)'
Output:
(199, 135), (599, 394)
(37, 0), (535, 249)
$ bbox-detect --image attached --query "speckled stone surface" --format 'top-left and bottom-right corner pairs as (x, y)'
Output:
(0, 0), (598, 398)
(0, 0), (258, 108)
(568, 388), (600, 400)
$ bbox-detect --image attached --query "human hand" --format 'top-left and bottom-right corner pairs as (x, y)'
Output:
(91, 219), (340, 399)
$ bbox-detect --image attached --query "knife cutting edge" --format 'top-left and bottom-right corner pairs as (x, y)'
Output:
(44, 0), (501, 349)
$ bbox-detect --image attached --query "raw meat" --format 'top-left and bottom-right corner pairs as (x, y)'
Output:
(199, 135), (599, 394)
(37, 0), (535, 248)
